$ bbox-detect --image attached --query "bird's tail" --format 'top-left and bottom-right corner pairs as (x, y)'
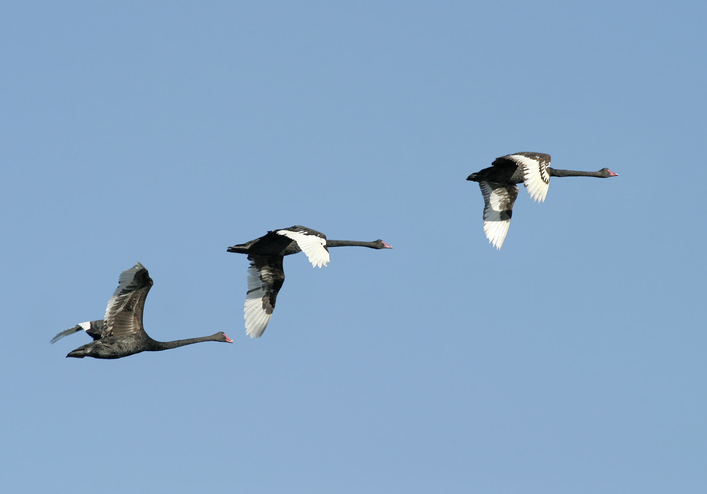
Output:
(226, 244), (249, 254)
(66, 345), (90, 358)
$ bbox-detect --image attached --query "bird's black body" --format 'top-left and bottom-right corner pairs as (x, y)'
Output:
(227, 226), (324, 257)
(67, 332), (152, 359)
(466, 153), (538, 184)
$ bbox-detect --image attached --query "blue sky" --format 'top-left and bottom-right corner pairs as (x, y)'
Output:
(1, 1), (706, 492)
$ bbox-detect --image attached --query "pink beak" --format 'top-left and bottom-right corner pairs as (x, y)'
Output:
(608, 170), (618, 177)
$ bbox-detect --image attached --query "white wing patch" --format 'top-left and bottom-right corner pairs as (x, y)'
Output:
(509, 153), (551, 203)
(244, 264), (272, 338)
(276, 229), (330, 267)
(79, 321), (92, 331)
(479, 182), (519, 249)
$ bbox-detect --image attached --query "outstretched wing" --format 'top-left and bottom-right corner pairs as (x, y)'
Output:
(50, 320), (106, 344)
(244, 255), (286, 338)
(479, 182), (519, 249)
(276, 227), (330, 267)
(506, 152), (551, 203)
(51, 324), (86, 344)
(104, 262), (153, 337)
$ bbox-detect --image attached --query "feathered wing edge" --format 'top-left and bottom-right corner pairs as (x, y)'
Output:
(507, 153), (551, 203)
(276, 229), (330, 267)
(244, 256), (285, 338)
(479, 181), (519, 249)
(104, 262), (152, 337)
(50, 321), (91, 344)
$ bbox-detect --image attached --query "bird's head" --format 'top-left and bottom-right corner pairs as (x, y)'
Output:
(217, 332), (234, 343)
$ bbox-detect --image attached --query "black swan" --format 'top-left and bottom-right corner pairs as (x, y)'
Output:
(227, 225), (392, 338)
(51, 262), (233, 359)
(466, 152), (618, 249)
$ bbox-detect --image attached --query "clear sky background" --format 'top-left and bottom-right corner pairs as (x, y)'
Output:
(1, 1), (706, 492)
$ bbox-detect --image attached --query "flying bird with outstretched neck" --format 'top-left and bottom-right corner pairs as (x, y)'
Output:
(466, 152), (618, 249)
(51, 262), (233, 359)
(228, 225), (392, 338)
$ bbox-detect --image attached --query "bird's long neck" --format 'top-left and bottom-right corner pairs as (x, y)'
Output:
(148, 334), (224, 351)
(549, 168), (605, 178)
(326, 240), (380, 248)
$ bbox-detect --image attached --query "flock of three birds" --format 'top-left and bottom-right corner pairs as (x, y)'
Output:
(51, 153), (618, 359)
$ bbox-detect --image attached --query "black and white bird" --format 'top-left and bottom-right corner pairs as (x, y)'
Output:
(227, 225), (392, 338)
(466, 152), (618, 249)
(51, 262), (233, 359)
